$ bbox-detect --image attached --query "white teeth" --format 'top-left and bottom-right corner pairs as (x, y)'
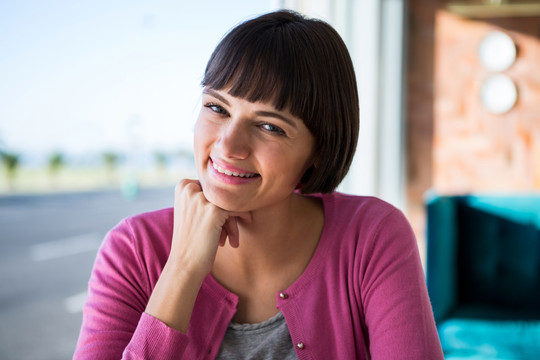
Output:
(212, 162), (256, 178)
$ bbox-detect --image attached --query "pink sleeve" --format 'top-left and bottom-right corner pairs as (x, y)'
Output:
(361, 209), (443, 359)
(74, 219), (189, 359)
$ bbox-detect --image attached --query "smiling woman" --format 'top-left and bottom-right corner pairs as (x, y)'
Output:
(74, 10), (443, 360)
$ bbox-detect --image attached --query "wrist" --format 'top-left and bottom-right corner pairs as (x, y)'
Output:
(163, 254), (210, 284)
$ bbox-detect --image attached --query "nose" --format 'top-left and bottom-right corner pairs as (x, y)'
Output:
(216, 120), (251, 160)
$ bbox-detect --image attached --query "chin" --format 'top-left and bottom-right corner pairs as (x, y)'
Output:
(200, 182), (244, 212)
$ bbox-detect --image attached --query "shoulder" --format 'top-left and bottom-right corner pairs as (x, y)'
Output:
(121, 207), (174, 236)
(315, 192), (408, 234)
(310, 192), (417, 266)
(321, 191), (397, 213)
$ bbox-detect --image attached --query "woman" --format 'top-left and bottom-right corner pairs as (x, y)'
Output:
(75, 10), (443, 359)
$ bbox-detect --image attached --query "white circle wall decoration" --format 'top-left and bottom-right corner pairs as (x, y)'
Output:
(480, 74), (517, 114)
(478, 31), (516, 72)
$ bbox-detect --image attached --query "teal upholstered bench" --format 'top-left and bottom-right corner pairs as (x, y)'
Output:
(425, 193), (540, 359)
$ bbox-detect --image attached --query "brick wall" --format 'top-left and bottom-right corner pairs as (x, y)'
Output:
(406, 0), (540, 249)
(433, 10), (540, 193)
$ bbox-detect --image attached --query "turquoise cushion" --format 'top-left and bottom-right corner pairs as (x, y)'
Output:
(426, 193), (540, 322)
(439, 319), (540, 359)
(426, 194), (540, 359)
(457, 205), (540, 313)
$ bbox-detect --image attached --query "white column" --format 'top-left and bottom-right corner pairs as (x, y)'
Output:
(343, 0), (381, 200)
(377, 0), (407, 209)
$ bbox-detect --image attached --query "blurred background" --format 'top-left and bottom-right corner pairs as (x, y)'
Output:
(1, 0), (540, 359)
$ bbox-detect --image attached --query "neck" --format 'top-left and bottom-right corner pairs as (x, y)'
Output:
(213, 192), (324, 283)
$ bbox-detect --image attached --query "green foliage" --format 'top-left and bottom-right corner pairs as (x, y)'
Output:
(1, 151), (20, 178)
(154, 151), (167, 170)
(102, 151), (121, 185)
(48, 152), (64, 174)
(102, 152), (119, 169)
(1, 151), (20, 189)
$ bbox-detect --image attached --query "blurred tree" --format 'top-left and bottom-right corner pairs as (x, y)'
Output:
(48, 152), (64, 175)
(102, 151), (120, 185)
(103, 152), (119, 169)
(154, 151), (168, 171)
(1, 151), (20, 189)
(48, 152), (65, 189)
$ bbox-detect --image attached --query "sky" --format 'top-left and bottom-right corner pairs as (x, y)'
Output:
(0, 0), (275, 163)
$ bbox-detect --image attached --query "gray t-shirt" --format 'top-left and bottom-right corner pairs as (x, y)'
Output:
(216, 311), (298, 360)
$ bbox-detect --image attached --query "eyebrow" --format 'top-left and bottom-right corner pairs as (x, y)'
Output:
(203, 88), (230, 106)
(203, 88), (298, 129)
(255, 111), (297, 129)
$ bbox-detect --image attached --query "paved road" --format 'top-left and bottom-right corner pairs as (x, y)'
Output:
(0, 186), (175, 360)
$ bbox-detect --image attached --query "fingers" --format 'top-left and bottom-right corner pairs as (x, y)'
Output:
(219, 228), (227, 247)
(223, 216), (240, 248)
(218, 216), (240, 248)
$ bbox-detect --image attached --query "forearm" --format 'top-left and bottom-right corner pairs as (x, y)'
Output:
(145, 261), (207, 333)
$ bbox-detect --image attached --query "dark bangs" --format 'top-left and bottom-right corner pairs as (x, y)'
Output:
(201, 12), (316, 119)
(201, 10), (359, 194)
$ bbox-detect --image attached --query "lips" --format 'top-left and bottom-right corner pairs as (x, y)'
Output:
(210, 159), (260, 179)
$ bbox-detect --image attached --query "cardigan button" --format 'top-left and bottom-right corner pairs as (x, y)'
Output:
(279, 292), (288, 299)
(296, 342), (305, 349)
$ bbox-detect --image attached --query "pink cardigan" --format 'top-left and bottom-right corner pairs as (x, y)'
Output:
(75, 192), (443, 359)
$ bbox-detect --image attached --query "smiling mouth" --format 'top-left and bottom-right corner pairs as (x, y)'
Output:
(212, 161), (259, 178)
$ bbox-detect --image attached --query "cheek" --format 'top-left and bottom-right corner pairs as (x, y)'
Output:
(193, 120), (213, 157)
(269, 145), (314, 184)
(293, 141), (315, 169)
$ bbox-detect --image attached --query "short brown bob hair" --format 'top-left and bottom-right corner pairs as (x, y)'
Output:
(201, 10), (359, 194)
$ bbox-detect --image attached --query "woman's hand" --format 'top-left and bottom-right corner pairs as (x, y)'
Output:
(145, 179), (250, 332)
(168, 179), (250, 277)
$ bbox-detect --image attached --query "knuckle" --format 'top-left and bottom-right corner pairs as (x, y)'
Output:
(175, 179), (187, 192)
(175, 179), (199, 195)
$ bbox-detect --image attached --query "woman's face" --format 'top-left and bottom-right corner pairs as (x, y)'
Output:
(194, 87), (315, 212)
